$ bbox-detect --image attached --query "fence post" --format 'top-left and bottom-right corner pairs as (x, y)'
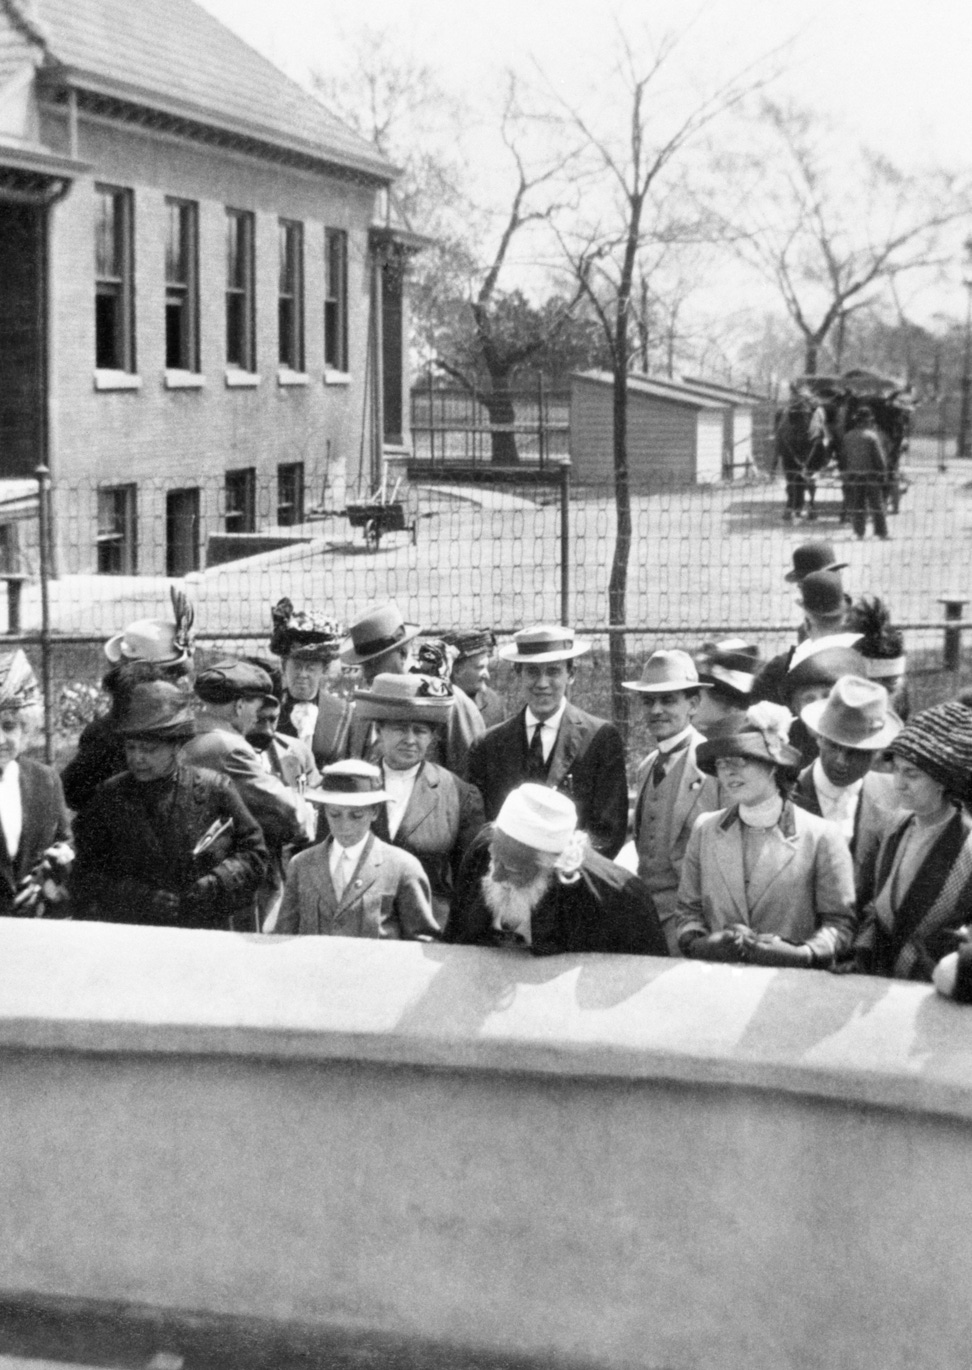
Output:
(559, 462), (571, 627)
(938, 594), (968, 671)
(427, 365), (435, 466)
(538, 372), (545, 469)
(36, 464), (54, 763)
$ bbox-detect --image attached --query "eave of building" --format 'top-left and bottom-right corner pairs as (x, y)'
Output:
(36, 67), (400, 188)
(369, 223), (431, 257)
(0, 131), (89, 198)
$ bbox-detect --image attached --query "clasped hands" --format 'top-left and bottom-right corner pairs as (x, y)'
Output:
(687, 924), (812, 968)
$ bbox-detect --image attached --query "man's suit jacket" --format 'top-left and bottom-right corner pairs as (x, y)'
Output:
(372, 761), (485, 929)
(675, 800), (857, 963)
(791, 765), (902, 908)
(632, 726), (720, 911)
(443, 828), (667, 956)
(463, 703), (628, 858)
(0, 758), (71, 914)
(266, 732), (320, 792)
(278, 688), (351, 770)
(182, 714), (309, 850)
(275, 832), (438, 940)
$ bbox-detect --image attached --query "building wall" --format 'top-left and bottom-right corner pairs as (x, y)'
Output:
(570, 376), (704, 485)
(40, 106), (381, 575)
(4, 920), (972, 1370)
(695, 409), (725, 482)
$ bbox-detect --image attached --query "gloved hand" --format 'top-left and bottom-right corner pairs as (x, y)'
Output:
(182, 874), (219, 916)
(147, 889), (182, 922)
(681, 929), (746, 962)
(748, 937), (813, 969)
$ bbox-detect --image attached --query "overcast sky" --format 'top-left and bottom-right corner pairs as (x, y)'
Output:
(198, 0), (972, 342)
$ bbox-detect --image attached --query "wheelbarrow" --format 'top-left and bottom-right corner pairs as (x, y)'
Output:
(344, 477), (417, 550)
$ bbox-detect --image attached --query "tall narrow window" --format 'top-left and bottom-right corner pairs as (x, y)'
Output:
(225, 468), (256, 533)
(278, 219), (304, 371)
(165, 198), (199, 371)
(95, 185), (134, 371)
(226, 209), (255, 371)
(96, 484), (137, 574)
(277, 462), (304, 526)
(324, 228), (348, 372)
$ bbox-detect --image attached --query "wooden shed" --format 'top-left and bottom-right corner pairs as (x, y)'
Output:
(569, 371), (730, 486)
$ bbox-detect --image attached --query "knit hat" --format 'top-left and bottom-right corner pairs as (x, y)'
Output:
(268, 598), (342, 662)
(493, 783), (578, 854)
(784, 541), (848, 584)
(696, 701), (803, 775)
(887, 702), (972, 803)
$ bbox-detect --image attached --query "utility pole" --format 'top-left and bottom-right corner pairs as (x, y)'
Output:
(957, 237), (972, 459)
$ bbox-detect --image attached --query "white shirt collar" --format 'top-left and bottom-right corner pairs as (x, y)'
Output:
(656, 725), (693, 756)
(329, 830), (370, 878)
(0, 760), (21, 859)
(525, 698), (567, 735)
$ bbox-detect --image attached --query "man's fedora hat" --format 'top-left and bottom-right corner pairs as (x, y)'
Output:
(338, 603), (421, 666)
(353, 672), (454, 727)
(494, 783), (577, 854)
(784, 540), (848, 584)
(801, 675), (902, 752)
(117, 681), (196, 741)
(622, 649), (712, 695)
(307, 759), (389, 807)
(696, 702), (803, 775)
(194, 660), (277, 705)
(498, 625), (590, 664)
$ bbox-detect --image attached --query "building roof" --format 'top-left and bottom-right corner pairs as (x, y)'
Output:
(572, 370), (728, 411)
(1, 0), (395, 182)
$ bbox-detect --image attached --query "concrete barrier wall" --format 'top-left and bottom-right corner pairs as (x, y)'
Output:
(2, 918), (972, 1370)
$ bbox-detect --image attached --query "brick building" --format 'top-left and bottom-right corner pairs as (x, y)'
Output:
(0, 0), (415, 577)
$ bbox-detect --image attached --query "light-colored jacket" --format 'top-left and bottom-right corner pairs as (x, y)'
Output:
(675, 800), (857, 962)
(632, 725), (721, 910)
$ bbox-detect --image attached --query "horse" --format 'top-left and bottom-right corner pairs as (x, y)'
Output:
(773, 401), (836, 522)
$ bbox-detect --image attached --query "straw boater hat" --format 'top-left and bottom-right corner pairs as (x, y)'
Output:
(116, 681), (196, 741)
(493, 783), (577, 854)
(696, 701), (803, 775)
(307, 759), (389, 807)
(784, 540), (848, 584)
(104, 587), (194, 665)
(696, 639), (761, 698)
(352, 672), (454, 727)
(268, 598), (342, 663)
(801, 675), (902, 752)
(622, 649), (712, 695)
(338, 603), (421, 666)
(887, 702), (972, 803)
(498, 625), (590, 664)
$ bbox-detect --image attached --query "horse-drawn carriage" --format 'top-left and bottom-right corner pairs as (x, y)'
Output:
(773, 369), (915, 523)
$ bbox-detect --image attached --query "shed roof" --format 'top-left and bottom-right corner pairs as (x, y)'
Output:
(1, 0), (395, 181)
(572, 370), (728, 411)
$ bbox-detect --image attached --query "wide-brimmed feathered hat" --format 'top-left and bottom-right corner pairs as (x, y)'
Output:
(353, 672), (454, 727)
(268, 598), (343, 663)
(697, 701), (803, 775)
(887, 702), (972, 803)
(105, 588), (195, 665)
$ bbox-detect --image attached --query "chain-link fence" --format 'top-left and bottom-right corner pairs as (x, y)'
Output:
(2, 434), (970, 764)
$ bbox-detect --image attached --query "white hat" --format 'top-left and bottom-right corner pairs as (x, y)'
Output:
(494, 783), (577, 854)
(498, 625), (590, 664)
(307, 759), (389, 807)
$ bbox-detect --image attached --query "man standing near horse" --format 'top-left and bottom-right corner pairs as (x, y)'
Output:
(841, 406), (889, 541)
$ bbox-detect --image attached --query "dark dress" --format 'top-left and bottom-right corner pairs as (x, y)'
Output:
(61, 716), (126, 814)
(443, 828), (667, 957)
(71, 763), (268, 930)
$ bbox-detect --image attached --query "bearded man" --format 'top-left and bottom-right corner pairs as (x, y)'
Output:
(443, 784), (667, 957)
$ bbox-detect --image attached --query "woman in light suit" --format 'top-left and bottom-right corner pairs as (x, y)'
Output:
(675, 702), (857, 968)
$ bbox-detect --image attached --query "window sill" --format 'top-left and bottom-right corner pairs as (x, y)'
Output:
(277, 369), (310, 388)
(94, 371), (142, 392)
(164, 371), (205, 390)
(324, 370), (351, 387)
(225, 371), (261, 389)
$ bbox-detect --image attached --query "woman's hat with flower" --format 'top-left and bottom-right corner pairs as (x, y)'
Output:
(696, 701), (803, 775)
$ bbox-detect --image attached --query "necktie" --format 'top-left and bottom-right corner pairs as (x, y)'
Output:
(652, 737), (690, 788)
(527, 721), (546, 780)
(334, 850), (352, 899)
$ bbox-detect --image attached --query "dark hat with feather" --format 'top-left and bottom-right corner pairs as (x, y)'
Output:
(844, 595), (906, 682)
(269, 598), (343, 663)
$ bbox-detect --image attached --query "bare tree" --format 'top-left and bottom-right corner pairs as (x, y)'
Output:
(549, 30), (771, 722)
(726, 100), (969, 375)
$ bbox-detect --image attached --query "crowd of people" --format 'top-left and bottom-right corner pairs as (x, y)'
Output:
(7, 541), (972, 1001)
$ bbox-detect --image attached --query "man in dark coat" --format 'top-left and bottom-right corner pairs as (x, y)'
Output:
(842, 406), (889, 540)
(463, 625), (628, 859)
(443, 783), (666, 957)
(71, 682), (267, 930)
